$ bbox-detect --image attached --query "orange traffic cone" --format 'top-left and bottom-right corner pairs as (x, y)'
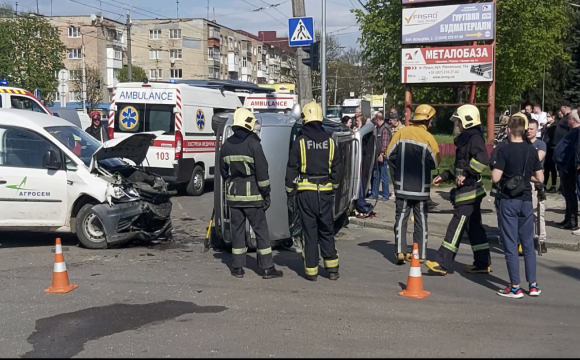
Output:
(399, 242), (430, 299)
(45, 238), (78, 294)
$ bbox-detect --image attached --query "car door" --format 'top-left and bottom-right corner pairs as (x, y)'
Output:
(332, 131), (357, 219)
(9, 94), (49, 114)
(0, 125), (68, 227)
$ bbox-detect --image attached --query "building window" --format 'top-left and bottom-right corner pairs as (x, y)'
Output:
(157, 69), (163, 79)
(169, 29), (182, 39)
(171, 69), (182, 79)
(209, 67), (215, 79)
(68, 26), (81, 38)
(150, 69), (156, 79)
(149, 29), (161, 40)
(53, 92), (60, 101)
(114, 49), (122, 60)
(213, 47), (220, 61)
(69, 70), (82, 80)
(68, 91), (80, 101)
(149, 50), (162, 60)
(208, 47), (214, 60)
(170, 49), (182, 59)
(209, 27), (220, 39)
(68, 48), (82, 59)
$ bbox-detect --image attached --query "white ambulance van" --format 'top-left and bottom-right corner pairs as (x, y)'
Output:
(0, 80), (52, 115)
(108, 81), (242, 196)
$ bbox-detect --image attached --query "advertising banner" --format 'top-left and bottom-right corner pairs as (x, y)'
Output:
(402, 3), (495, 44)
(401, 45), (493, 84)
(402, 0), (450, 3)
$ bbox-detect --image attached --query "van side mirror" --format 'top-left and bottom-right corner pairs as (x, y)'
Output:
(43, 150), (62, 170)
(291, 103), (302, 121)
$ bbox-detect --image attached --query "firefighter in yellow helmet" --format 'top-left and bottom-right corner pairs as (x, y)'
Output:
(426, 104), (491, 275)
(219, 108), (283, 279)
(285, 102), (341, 281)
(386, 104), (441, 264)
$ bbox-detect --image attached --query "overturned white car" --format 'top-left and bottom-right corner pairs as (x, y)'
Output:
(0, 109), (173, 248)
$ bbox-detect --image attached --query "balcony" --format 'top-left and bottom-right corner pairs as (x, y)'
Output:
(268, 57), (279, 66)
(281, 60), (289, 69)
(209, 27), (220, 41)
(227, 53), (239, 73)
(257, 70), (267, 78)
(241, 67), (251, 75)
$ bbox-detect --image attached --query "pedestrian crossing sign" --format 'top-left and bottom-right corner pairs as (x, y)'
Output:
(288, 16), (314, 47)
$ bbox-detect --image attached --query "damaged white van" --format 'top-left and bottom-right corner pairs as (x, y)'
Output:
(0, 109), (173, 248)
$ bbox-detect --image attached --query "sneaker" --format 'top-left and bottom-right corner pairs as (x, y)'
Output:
(425, 260), (447, 275)
(547, 186), (557, 194)
(396, 253), (406, 265)
(378, 196), (390, 201)
(529, 284), (541, 296)
(465, 265), (492, 274)
(497, 286), (524, 299)
(573, 229), (580, 236)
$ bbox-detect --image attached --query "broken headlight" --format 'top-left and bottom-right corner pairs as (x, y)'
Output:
(110, 184), (140, 201)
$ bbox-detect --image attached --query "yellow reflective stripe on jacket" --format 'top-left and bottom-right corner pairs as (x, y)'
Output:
(299, 138), (306, 173)
(328, 138), (334, 173)
(297, 182), (334, 191)
(257, 247), (272, 255)
(258, 179), (270, 187)
(455, 188), (486, 203)
(332, 183), (339, 189)
(451, 215), (466, 247)
(305, 266), (318, 276)
(223, 155), (254, 164)
(469, 158), (486, 173)
(443, 241), (458, 253)
(285, 186), (294, 193)
(324, 258), (338, 268)
(232, 247), (247, 255)
(225, 194), (264, 201)
(471, 243), (489, 252)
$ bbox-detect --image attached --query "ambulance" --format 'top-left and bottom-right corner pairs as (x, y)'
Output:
(0, 80), (51, 115)
(243, 93), (297, 114)
(108, 81), (242, 196)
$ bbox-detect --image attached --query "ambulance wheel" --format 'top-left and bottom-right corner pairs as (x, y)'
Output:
(76, 204), (108, 249)
(186, 165), (205, 196)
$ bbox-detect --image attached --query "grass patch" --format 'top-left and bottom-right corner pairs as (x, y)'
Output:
(433, 134), (455, 145)
(432, 155), (492, 190)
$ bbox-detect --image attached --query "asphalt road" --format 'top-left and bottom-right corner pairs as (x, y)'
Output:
(1, 189), (580, 357)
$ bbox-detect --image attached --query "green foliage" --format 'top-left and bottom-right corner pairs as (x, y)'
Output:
(70, 65), (104, 113)
(0, 2), (14, 17)
(117, 65), (147, 83)
(353, 0), (571, 115)
(0, 14), (65, 102)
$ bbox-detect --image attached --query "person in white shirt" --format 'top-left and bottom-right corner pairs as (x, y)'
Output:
(532, 104), (548, 138)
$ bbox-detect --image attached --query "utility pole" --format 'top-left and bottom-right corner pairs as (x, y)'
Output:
(81, 36), (87, 114)
(291, 0), (313, 107)
(177, 0), (180, 18)
(36, 0), (39, 14)
(334, 67), (338, 105)
(321, 0), (326, 115)
(126, 10), (133, 81)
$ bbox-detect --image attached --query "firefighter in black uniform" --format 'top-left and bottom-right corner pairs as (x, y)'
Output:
(425, 104), (492, 275)
(219, 108), (283, 279)
(285, 102), (341, 281)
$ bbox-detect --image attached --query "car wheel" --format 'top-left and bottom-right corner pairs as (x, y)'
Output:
(186, 165), (205, 196)
(76, 204), (108, 249)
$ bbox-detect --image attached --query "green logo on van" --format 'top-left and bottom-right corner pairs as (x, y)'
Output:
(6, 177), (31, 191)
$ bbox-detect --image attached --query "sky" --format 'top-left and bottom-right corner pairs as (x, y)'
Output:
(12, 0), (363, 49)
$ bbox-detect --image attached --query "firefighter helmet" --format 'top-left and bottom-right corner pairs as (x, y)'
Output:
(233, 108), (257, 131)
(413, 104), (436, 122)
(301, 101), (323, 124)
(451, 104), (481, 129)
(511, 112), (529, 130)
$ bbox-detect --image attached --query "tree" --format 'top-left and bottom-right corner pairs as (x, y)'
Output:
(0, 14), (65, 102)
(117, 65), (147, 83)
(70, 65), (105, 112)
(0, 2), (14, 17)
(353, 0), (571, 113)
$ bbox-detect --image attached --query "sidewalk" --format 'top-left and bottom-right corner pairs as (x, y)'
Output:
(349, 190), (580, 252)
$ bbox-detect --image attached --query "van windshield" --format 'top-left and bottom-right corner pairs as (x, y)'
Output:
(342, 106), (358, 114)
(45, 126), (124, 168)
(114, 103), (175, 135)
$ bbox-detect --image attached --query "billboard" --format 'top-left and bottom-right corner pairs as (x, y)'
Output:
(402, 0), (451, 3)
(402, 3), (495, 44)
(401, 45), (493, 84)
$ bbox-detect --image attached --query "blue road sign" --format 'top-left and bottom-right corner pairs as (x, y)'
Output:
(288, 16), (314, 47)
(34, 89), (41, 99)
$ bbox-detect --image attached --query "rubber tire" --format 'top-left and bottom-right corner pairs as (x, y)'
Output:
(76, 204), (108, 249)
(186, 165), (205, 196)
(246, 234), (257, 251)
(210, 226), (230, 251)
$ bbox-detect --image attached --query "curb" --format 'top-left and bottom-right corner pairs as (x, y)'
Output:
(349, 217), (580, 252)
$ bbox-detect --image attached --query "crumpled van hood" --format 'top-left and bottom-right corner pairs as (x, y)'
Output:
(89, 132), (163, 172)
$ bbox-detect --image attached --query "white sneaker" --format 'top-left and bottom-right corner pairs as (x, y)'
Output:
(573, 228), (580, 236)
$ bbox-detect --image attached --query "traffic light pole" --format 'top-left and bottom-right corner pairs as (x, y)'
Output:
(321, 0), (326, 115)
(292, 0), (313, 107)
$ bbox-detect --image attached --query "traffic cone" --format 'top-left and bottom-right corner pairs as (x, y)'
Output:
(45, 238), (78, 294)
(399, 242), (430, 299)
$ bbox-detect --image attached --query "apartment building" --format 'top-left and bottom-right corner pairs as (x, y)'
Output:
(258, 31), (296, 84)
(49, 15), (126, 103)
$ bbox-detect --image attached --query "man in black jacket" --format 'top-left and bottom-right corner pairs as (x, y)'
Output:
(85, 111), (110, 142)
(553, 101), (572, 195)
(558, 110), (580, 230)
(426, 105), (491, 275)
(219, 108), (283, 279)
(286, 102), (341, 281)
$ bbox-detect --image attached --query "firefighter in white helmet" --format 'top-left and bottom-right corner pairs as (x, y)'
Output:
(426, 104), (491, 276)
(219, 108), (283, 279)
(285, 102), (341, 281)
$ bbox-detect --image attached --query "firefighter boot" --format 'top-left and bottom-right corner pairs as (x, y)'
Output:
(263, 267), (283, 279)
(396, 253), (406, 265)
(425, 260), (447, 276)
(231, 268), (245, 278)
(405, 253), (412, 262)
(328, 266), (339, 281)
(305, 274), (318, 281)
(465, 265), (492, 274)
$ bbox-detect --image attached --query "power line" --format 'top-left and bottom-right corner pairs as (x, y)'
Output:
(241, 0), (286, 26)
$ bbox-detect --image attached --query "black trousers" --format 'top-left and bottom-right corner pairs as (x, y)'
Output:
(230, 207), (274, 270)
(561, 170), (578, 223)
(394, 198), (428, 259)
(544, 148), (557, 188)
(435, 198), (491, 270)
(297, 191), (339, 277)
